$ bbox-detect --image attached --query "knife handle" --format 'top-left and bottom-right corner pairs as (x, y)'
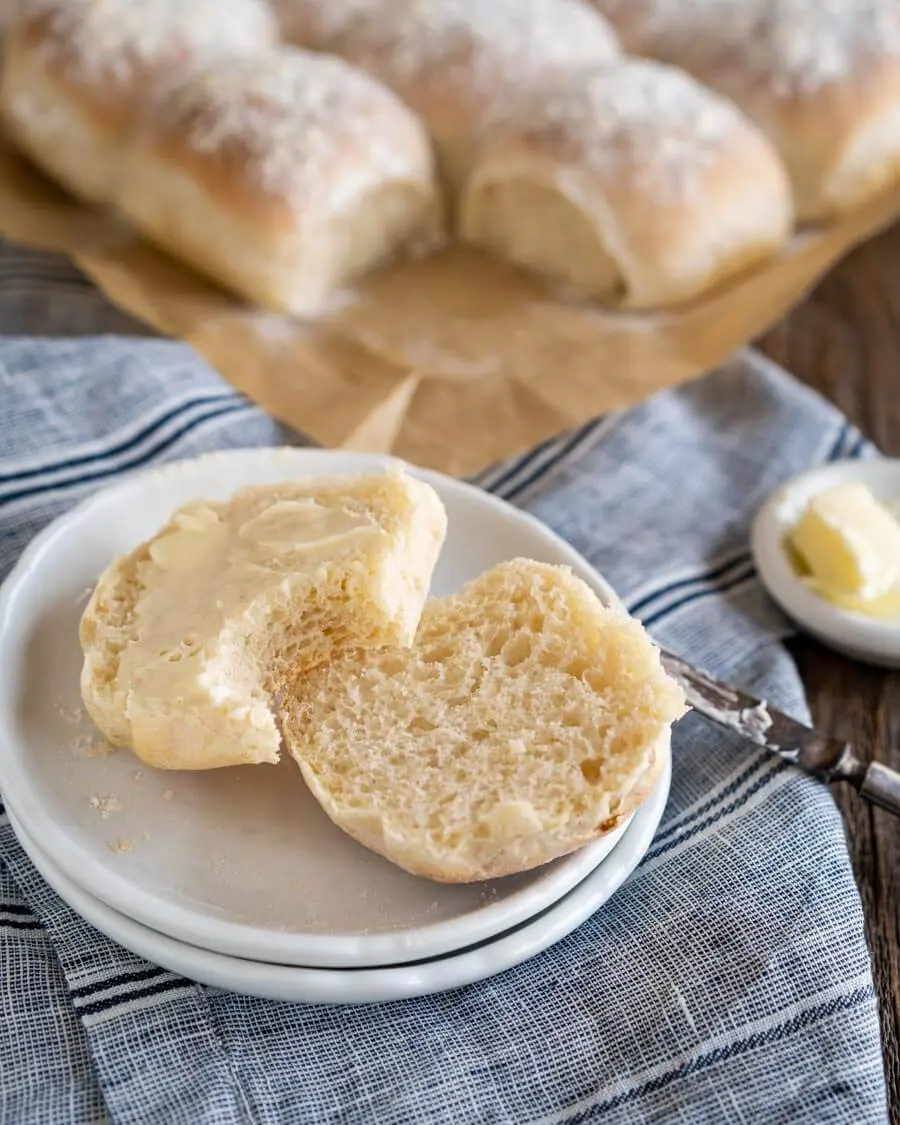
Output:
(856, 762), (900, 818)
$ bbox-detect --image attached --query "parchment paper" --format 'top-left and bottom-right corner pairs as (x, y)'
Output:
(2, 130), (898, 477)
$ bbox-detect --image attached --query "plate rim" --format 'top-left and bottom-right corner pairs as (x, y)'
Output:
(5, 754), (671, 1004)
(0, 446), (636, 967)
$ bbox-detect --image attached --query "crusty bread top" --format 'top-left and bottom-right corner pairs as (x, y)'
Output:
(278, 0), (620, 84)
(463, 59), (792, 308)
(12, 0), (278, 87)
(594, 0), (900, 96)
(591, 0), (900, 218)
(138, 45), (440, 222)
(284, 559), (686, 883)
(278, 0), (621, 190)
(79, 470), (447, 771)
(481, 59), (779, 208)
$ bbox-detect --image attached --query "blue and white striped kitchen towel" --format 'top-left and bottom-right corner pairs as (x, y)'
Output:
(0, 242), (888, 1124)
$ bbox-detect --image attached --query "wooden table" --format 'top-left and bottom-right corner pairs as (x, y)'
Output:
(759, 220), (900, 1115)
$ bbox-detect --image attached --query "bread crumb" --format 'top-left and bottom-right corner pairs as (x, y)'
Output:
(73, 733), (115, 758)
(57, 703), (84, 725)
(107, 837), (132, 854)
(89, 795), (123, 819)
(134, 771), (144, 781)
(163, 790), (174, 801)
(84, 741), (115, 759)
(142, 830), (152, 842)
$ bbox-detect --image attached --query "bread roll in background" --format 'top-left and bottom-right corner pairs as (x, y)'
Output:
(461, 60), (793, 310)
(115, 46), (444, 316)
(591, 0), (900, 221)
(283, 559), (686, 883)
(276, 0), (621, 197)
(0, 0), (278, 204)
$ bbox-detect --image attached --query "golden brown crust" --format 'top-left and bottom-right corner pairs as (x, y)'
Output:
(1, 0), (278, 202)
(4, 24), (135, 133)
(147, 138), (299, 241)
(461, 60), (792, 309)
(10, 0), (277, 108)
(129, 47), (439, 217)
(110, 47), (443, 312)
(279, 0), (621, 193)
(591, 0), (900, 220)
(725, 56), (900, 219)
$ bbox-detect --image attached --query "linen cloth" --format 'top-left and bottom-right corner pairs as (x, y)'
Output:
(0, 242), (888, 1124)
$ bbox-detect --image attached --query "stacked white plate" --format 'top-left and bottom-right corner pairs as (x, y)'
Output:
(0, 448), (669, 1004)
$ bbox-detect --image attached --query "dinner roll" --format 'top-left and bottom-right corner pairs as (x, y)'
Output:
(115, 46), (444, 315)
(461, 60), (793, 310)
(277, 0), (621, 196)
(0, 0), (277, 204)
(283, 559), (685, 883)
(591, 0), (900, 221)
(80, 470), (447, 771)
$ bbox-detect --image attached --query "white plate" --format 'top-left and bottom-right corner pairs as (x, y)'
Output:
(0, 447), (636, 969)
(751, 458), (900, 668)
(6, 755), (669, 1004)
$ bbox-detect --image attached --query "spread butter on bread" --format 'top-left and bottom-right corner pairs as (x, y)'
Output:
(79, 469), (447, 770)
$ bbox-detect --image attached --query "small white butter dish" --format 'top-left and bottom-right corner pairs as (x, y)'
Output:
(751, 458), (900, 668)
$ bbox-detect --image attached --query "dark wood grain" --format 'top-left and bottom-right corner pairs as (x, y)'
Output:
(758, 222), (900, 1118)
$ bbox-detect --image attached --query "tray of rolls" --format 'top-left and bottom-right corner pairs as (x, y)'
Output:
(0, 0), (898, 476)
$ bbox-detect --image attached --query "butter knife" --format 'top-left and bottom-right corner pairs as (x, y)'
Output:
(660, 649), (900, 818)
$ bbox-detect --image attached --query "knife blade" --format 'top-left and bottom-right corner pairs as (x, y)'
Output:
(660, 649), (900, 818)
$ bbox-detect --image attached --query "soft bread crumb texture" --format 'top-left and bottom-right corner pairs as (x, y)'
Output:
(79, 470), (446, 771)
(284, 559), (686, 883)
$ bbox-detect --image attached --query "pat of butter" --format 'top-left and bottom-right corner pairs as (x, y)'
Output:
(789, 482), (900, 603)
(119, 494), (382, 750)
(237, 499), (376, 552)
